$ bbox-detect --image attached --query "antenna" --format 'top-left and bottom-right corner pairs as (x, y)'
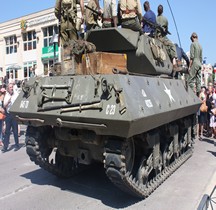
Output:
(166, 0), (182, 48)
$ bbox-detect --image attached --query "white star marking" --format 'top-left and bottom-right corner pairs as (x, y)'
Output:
(164, 84), (175, 102)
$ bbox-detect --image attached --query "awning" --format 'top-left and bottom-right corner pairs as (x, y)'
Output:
(7, 64), (21, 71)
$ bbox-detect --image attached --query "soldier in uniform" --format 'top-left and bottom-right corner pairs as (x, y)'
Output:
(102, 0), (118, 28)
(187, 32), (203, 95)
(55, 0), (84, 45)
(85, 0), (101, 31)
(156, 4), (178, 70)
(119, 0), (142, 33)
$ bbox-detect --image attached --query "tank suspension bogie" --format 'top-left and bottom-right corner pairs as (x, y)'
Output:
(104, 115), (195, 198)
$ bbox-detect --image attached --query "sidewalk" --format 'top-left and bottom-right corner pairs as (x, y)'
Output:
(196, 135), (216, 210)
(197, 170), (216, 210)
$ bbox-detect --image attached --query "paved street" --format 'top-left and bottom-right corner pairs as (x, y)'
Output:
(0, 126), (215, 210)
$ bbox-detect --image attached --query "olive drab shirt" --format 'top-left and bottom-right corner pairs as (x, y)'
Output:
(190, 40), (202, 71)
(55, 0), (77, 22)
(156, 15), (168, 36)
(119, 0), (142, 20)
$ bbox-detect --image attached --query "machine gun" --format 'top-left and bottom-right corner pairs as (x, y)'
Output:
(85, 5), (103, 18)
(143, 17), (171, 36)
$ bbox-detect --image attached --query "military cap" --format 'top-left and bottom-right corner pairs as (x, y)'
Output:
(190, 32), (198, 39)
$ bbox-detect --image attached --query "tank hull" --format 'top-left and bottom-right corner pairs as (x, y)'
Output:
(10, 75), (200, 138)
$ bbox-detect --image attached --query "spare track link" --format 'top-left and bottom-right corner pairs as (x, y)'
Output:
(104, 140), (193, 198)
(25, 126), (80, 178)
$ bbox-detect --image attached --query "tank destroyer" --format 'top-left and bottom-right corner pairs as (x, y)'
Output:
(10, 28), (201, 198)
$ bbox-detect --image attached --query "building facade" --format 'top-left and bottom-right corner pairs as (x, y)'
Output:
(0, 8), (60, 83)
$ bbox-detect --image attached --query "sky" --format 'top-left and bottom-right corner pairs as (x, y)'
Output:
(0, 0), (215, 65)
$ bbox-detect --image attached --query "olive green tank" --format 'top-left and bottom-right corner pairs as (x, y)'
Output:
(10, 28), (200, 198)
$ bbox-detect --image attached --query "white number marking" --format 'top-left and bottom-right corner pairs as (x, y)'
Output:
(106, 105), (116, 115)
(20, 100), (29, 109)
(145, 99), (153, 108)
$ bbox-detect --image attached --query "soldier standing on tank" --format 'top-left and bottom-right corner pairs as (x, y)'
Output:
(156, 4), (178, 70)
(187, 32), (203, 95)
(54, 0), (85, 45)
(118, 0), (142, 33)
(102, 0), (118, 28)
(85, 0), (102, 31)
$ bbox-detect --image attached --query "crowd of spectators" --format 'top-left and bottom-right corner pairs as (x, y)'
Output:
(197, 82), (216, 146)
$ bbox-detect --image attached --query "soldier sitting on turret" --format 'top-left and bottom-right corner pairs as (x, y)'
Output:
(118, 0), (142, 33)
(142, 1), (156, 37)
(156, 4), (178, 71)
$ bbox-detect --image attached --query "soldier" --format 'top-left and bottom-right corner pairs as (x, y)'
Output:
(156, 5), (168, 35)
(85, 0), (102, 31)
(102, 0), (118, 28)
(118, 0), (142, 33)
(187, 32), (203, 95)
(54, 0), (85, 45)
(156, 4), (178, 70)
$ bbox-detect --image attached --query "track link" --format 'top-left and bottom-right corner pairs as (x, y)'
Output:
(104, 141), (193, 198)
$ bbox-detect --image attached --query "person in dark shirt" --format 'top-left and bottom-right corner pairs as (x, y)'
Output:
(173, 43), (190, 78)
(142, 1), (156, 36)
(175, 43), (190, 67)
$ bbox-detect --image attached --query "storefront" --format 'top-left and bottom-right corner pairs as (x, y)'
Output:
(0, 8), (59, 82)
(42, 45), (59, 75)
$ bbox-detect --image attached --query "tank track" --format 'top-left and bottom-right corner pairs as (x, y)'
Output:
(104, 141), (193, 198)
(25, 126), (82, 178)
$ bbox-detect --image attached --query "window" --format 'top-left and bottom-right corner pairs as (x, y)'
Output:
(5, 35), (17, 54)
(23, 61), (36, 79)
(22, 31), (37, 51)
(6, 70), (18, 82)
(43, 60), (53, 76)
(43, 25), (58, 47)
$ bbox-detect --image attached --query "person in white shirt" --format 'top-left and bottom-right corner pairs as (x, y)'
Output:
(2, 83), (19, 152)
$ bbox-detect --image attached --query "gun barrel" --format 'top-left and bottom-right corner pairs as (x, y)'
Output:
(85, 5), (101, 16)
(143, 17), (171, 35)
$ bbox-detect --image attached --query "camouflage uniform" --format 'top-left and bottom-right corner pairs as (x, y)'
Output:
(55, 0), (82, 45)
(156, 14), (177, 62)
(187, 34), (202, 94)
(119, 0), (142, 33)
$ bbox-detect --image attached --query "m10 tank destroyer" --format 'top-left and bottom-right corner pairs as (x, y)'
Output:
(10, 28), (201, 198)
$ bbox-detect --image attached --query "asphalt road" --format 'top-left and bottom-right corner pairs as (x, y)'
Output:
(0, 129), (215, 210)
